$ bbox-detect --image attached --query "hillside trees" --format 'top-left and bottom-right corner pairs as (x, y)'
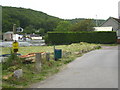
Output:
(37, 28), (45, 36)
(2, 6), (61, 33)
(24, 25), (35, 34)
(53, 19), (96, 32)
(54, 21), (71, 32)
(67, 18), (105, 26)
(2, 6), (104, 34)
(70, 19), (95, 32)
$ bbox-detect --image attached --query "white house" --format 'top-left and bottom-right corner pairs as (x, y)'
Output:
(95, 17), (120, 40)
(100, 17), (120, 31)
(3, 31), (23, 41)
(3, 31), (13, 41)
(13, 34), (21, 41)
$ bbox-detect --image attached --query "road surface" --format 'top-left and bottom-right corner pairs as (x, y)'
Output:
(30, 46), (118, 88)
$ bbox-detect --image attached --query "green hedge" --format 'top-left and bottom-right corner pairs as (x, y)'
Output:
(46, 31), (117, 44)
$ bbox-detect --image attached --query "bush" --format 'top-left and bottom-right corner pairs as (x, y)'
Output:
(2, 53), (22, 70)
(44, 34), (48, 44)
(46, 31), (117, 44)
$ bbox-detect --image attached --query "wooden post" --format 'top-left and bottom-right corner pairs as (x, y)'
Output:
(53, 45), (55, 50)
(46, 52), (50, 61)
(54, 45), (56, 60)
(35, 53), (42, 72)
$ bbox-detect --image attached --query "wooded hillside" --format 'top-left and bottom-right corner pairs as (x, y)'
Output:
(2, 6), (62, 33)
(2, 6), (105, 33)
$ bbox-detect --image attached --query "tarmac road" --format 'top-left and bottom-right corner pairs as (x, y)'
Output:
(30, 46), (118, 88)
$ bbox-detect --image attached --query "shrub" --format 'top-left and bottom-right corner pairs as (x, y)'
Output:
(46, 31), (117, 44)
(2, 53), (22, 70)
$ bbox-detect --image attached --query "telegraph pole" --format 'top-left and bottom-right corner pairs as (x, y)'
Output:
(96, 15), (98, 27)
(13, 24), (16, 34)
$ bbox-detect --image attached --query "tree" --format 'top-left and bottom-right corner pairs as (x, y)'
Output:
(54, 21), (71, 32)
(24, 25), (36, 34)
(35, 28), (45, 36)
(70, 19), (95, 32)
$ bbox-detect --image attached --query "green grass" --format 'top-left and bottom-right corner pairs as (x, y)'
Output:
(2, 42), (101, 55)
(2, 42), (101, 88)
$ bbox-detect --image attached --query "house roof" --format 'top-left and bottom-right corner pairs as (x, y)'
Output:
(100, 17), (120, 26)
(112, 17), (120, 23)
(4, 31), (13, 34)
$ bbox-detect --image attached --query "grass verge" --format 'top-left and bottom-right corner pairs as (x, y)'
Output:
(2, 42), (101, 88)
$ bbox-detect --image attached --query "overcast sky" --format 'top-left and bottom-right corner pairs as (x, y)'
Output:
(0, 0), (120, 19)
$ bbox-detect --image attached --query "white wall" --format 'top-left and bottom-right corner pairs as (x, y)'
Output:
(13, 34), (19, 41)
(3, 33), (13, 41)
(94, 27), (113, 31)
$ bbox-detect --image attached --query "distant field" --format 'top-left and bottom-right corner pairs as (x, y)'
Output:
(2, 42), (100, 55)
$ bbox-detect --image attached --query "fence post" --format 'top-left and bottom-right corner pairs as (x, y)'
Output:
(35, 53), (42, 72)
(46, 52), (50, 61)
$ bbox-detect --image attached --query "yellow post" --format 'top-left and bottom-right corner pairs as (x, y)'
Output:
(12, 40), (19, 53)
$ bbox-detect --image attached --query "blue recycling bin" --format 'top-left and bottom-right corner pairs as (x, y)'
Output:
(54, 49), (62, 60)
